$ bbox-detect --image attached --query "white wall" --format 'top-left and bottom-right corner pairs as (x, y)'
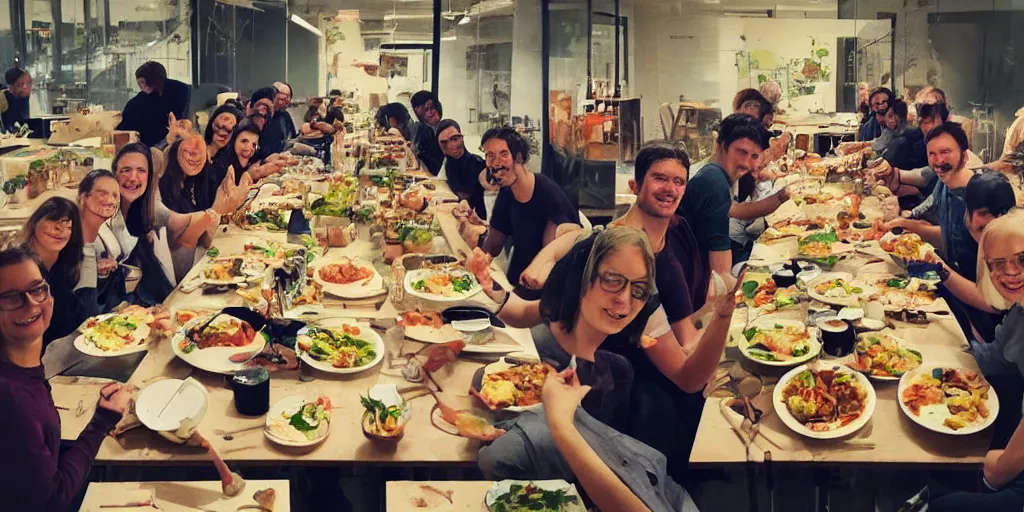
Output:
(633, 11), (888, 142)
(511, 0), (542, 172)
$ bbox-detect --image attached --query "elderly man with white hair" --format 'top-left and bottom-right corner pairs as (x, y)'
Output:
(259, 81), (298, 155)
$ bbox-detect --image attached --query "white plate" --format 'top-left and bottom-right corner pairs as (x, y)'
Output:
(737, 318), (821, 367)
(849, 332), (923, 382)
(135, 378), (209, 434)
(773, 362), (876, 440)
(198, 257), (270, 286)
(295, 318), (385, 374)
(404, 268), (482, 303)
(170, 314), (268, 375)
(403, 322), (523, 354)
(897, 364), (1000, 435)
(73, 312), (152, 357)
(264, 394), (332, 447)
(807, 272), (877, 307)
(312, 257), (386, 299)
(484, 480), (586, 512)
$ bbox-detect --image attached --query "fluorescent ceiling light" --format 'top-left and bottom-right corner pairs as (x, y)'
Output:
(291, 14), (323, 37)
(441, 35), (457, 41)
(458, 15), (471, 25)
(383, 13), (434, 21)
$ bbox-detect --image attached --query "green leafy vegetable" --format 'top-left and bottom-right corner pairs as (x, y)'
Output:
(798, 230), (839, 247)
(887, 279), (908, 289)
(747, 349), (778, 361)
(743, 328), (759, 341)
(741, 280), (759, 299)
(205, 247), (220, 257)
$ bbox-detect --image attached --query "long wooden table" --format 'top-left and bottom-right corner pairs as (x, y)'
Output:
(51, 186), (537, 466)
(690, 191), (991, 467)
(79, 479), (290, 511)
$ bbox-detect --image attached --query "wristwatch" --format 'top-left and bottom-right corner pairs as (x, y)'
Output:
(477, 232), (487, 249)
(936, 264), (951, 283)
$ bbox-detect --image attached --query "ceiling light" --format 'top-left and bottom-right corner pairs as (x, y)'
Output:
(291, 14), (323, 37)
(458, 15), (471, 25)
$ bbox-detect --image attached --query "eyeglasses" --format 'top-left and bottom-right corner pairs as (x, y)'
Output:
(597, 271), (650, 302)
(0, 283), (51, 312)
(439, 134), (463, 146)
(986, 251), (1024, 275)
(213, 123), (233, 134)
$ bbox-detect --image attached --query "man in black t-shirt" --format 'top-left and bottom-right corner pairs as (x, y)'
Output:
(437, 119), (490, 220)
(410, 91), (445, 175)
(457, 127), (580, 300)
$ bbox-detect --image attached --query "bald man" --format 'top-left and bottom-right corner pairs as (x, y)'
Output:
(260, 81), (297, 155)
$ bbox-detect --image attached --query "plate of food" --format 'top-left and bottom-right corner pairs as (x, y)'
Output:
(873, 277), (941, 312)
(798, 230), (843, 268)
(295, 319), (384, 374)
(484, 480), (586, 512)
(74, 310), (153, 357)
(762, 217), (830, 243)
(879, 232), (936, 268)
(470, 357), (552, 412)
(171, 309), (268, 374)
(807, 272), (877, 307)
(242, 239), (318, 265)
(899, 365), (999, 434)
(313, 256), (385, 299)
(404, 267), (482, 302)
(737, 277), (798, 312)
(399, 311), (523, 354)
(737, 318), (821, 366)
(774, 362), (875, 439)
(849, 333), (922, 380)
(265, 394), (332, 447)
(360, 384), (411, 442)
(198, 256), (271, 286)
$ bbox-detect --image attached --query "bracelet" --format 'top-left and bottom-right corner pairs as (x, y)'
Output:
(477, 232), (487, 249)
(494, 289), (512, 315)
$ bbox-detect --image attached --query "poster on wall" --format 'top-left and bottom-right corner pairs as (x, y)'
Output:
(736, 37), (833, 113)
(379, 54), (409, 78)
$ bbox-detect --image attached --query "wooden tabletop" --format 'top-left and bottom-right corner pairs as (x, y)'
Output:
(386, 481), (492, 511)
(690, 192), (992, 467)
(79, 479), (290, 511)
(53, 199), (538, 465)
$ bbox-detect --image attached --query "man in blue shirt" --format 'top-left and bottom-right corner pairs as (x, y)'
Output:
(885, 122), (1002, 343)
(859, 86), (892, 141)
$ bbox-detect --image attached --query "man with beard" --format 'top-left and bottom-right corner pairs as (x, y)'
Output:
(437, 119), (489, 220)
(885, 122), (1002, 343)
(678, 114), (786, 286)
(259, 82), (297, 155)
(410, 91), (445, 175)
(458, 126), (580, 300)
(859, 87), (892, 142)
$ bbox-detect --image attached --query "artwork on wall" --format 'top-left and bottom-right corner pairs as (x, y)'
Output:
(379, 54), (409, 78)
(736, 37), (833, 108)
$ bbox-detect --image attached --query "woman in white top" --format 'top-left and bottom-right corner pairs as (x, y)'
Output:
(97, 143), (240, 305)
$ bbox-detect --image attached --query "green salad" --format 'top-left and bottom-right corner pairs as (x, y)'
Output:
(490, 483), (581, 512)
(298, 326), (377, 369)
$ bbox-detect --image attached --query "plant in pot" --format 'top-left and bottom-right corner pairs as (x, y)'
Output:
(2, 174), (28, 203)
(27, 160), (49, 199)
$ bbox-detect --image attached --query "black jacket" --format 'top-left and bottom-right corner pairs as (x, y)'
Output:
(117, 79), (191, 147)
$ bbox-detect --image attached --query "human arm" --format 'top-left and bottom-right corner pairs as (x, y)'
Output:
(984, 419), (1024, 488)
(0, 383), (126, 511)
(646, 277), (738, 393)
(520, 224), (582, 290)
(243, 159), (286, 182)
(709, 250), (735, 289)
(729, 188), (787, 221)
(883, 217), (944, 250)
(932, 253), (997, 313)
(543, 370), (653, 512)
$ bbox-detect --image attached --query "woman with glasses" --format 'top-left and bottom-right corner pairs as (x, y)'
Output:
(18, 197), (92, 344)
(477, 227), (707, 510)
(912, 209), (1024, 511)
(204, 104), (243, 163)
(0, 246), (132, 511)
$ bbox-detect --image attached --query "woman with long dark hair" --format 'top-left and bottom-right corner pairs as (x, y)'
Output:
(18, 197), (95, 343)
(204, 104), (243, 162)
(104, 143), (242, 302)
(159, 136), (250, 281)
(210, 119), (285, 186)
(0, 246), (132, 511)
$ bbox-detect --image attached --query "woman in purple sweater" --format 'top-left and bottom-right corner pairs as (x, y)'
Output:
(0, 246), (131, 511)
